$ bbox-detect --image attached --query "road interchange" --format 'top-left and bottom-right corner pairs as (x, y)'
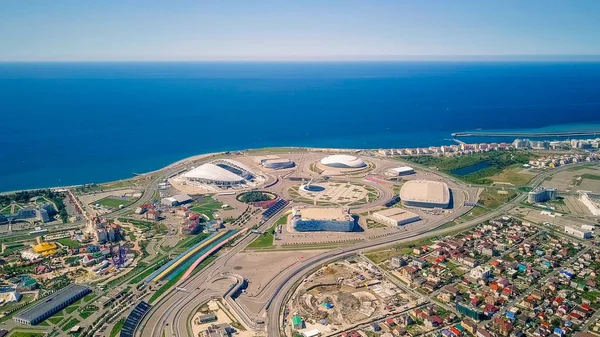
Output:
(132, 158), (583, 337)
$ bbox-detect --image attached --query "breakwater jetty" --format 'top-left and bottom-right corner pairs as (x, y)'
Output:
(452, 130), (600, 138)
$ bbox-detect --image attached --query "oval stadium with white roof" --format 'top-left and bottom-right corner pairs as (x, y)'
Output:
(400, 180), (451, 208)
(182, 159), (254, 186)
(320, 154), (366, 168)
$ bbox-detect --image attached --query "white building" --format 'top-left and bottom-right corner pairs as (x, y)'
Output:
(372, 208), (420, 226)
(579, 192), (600, 216)
(161, 194), (192, 207)
(21, 250), (41, 261)
(302, 329), (321, 337)
(386, 166), (415, 176)
(564, 225), (592, 239)
(182, 159), (254, 187)
(470, 266), (492, 279)
(512, 139), (530, 149)
(320, 154), (366, 168)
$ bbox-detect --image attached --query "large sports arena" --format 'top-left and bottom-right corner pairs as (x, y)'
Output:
(291, 207), (357, 232)
(182, 159), (254, 187)
(320, 154), (366, 169)
(400, 180), (451, 208)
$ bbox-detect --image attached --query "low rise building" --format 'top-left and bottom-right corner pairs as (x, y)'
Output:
(372, 208), (420, 227)
(470, 266), (492, 280)
(13, 284), (91, 325)
(161, 194), (192, 207)
(564, 225), (592, 239)
(0, 287), (21, 304)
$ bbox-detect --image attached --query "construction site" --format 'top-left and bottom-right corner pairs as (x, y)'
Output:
(285, 258), (416, 335)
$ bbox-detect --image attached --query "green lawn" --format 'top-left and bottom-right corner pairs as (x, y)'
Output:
(128, 265), (160, 285)
(110, 319), (125, 337)
(148, 254), (216, 304)
(247, 216), (286, 249)
(436, 221), (457, 231)
(456, 189), (516, 223)
(82, 293), (96, 303)
(118, 218), (155, 230)
(48, 316), (64, 325)
(403, 151), (533, 185)
(247, 231), (274, 248)
(276, 215), (288, 225)
(56, 238), (82, 248)
(189, 197), (229, 219)
(9, 332), (45, 337)
(479, 189), (516, 208)
(581, 173), (600, 181)
(65, 305), (79, 314)
(178, 233), (211, 250)
(489, 164), (535, 186)
(94, 196), (132, 209)
(61, 317), (80, 331)
(149, 274), (182, 304)
(79, 310), (95, 319)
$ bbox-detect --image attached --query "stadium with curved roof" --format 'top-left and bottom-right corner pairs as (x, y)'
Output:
(320, 155), (366, 169)
(182, 159), (254, 186)
(400, 180), (450, 208)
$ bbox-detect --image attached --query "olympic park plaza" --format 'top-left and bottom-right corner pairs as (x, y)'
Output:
(167, 149), (468, 245)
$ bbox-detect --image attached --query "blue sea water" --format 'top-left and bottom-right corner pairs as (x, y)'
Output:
(1, 62), (600, 192)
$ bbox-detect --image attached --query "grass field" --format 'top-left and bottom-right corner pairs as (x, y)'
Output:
(178, 233), (211, 250)
(46, 310), (64, 325)
(128, 264), (161, 285)
(79, 310), (95, 319)
(456, 188), (516, 223)
(403, 151), (533, 185)
(365, 237), (435, 264)
(94, 196), (132, 209)
(118, 218), (155, 230)
(247, 230), (275, 248)
(61, 317), (80, 331)
(567, 165), (598, 171)
(9, 332), (46, 337)
(247, 215), (287, 248)
(581, 173), (600, 181)
(489, 165), (535, 186)
(110, 319), (125, 337)
(56, 238), (82, 248)
(436, 221), (457, 231)
(65, 305), (79, 314)
(189, 197), (228, 219)
(83, 293), (95, 303)
(479, 189), (517, 208)
(148, 271), (185, 304)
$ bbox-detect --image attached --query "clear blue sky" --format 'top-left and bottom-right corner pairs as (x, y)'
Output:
(1, 0), (600, 61)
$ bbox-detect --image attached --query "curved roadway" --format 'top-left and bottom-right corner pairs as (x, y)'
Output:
(133, 159), (581, 337)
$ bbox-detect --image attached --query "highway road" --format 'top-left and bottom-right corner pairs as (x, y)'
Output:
(265, 163), (582, 337)
(134, 159), (585, 337)
(137, 179), (475, 335)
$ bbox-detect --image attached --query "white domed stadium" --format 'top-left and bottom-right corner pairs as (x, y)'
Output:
(182, 159), (254, 187)
(320, 155), (366, 169)
(400, 180), (450, 209)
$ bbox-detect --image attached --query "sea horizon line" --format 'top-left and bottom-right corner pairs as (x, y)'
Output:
(2, 54), (600, 64)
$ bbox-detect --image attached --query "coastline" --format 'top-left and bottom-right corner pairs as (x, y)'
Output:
(1, 128), (598, 195)
(0, 147), (317, 194)
(2, 122), (600, 194)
